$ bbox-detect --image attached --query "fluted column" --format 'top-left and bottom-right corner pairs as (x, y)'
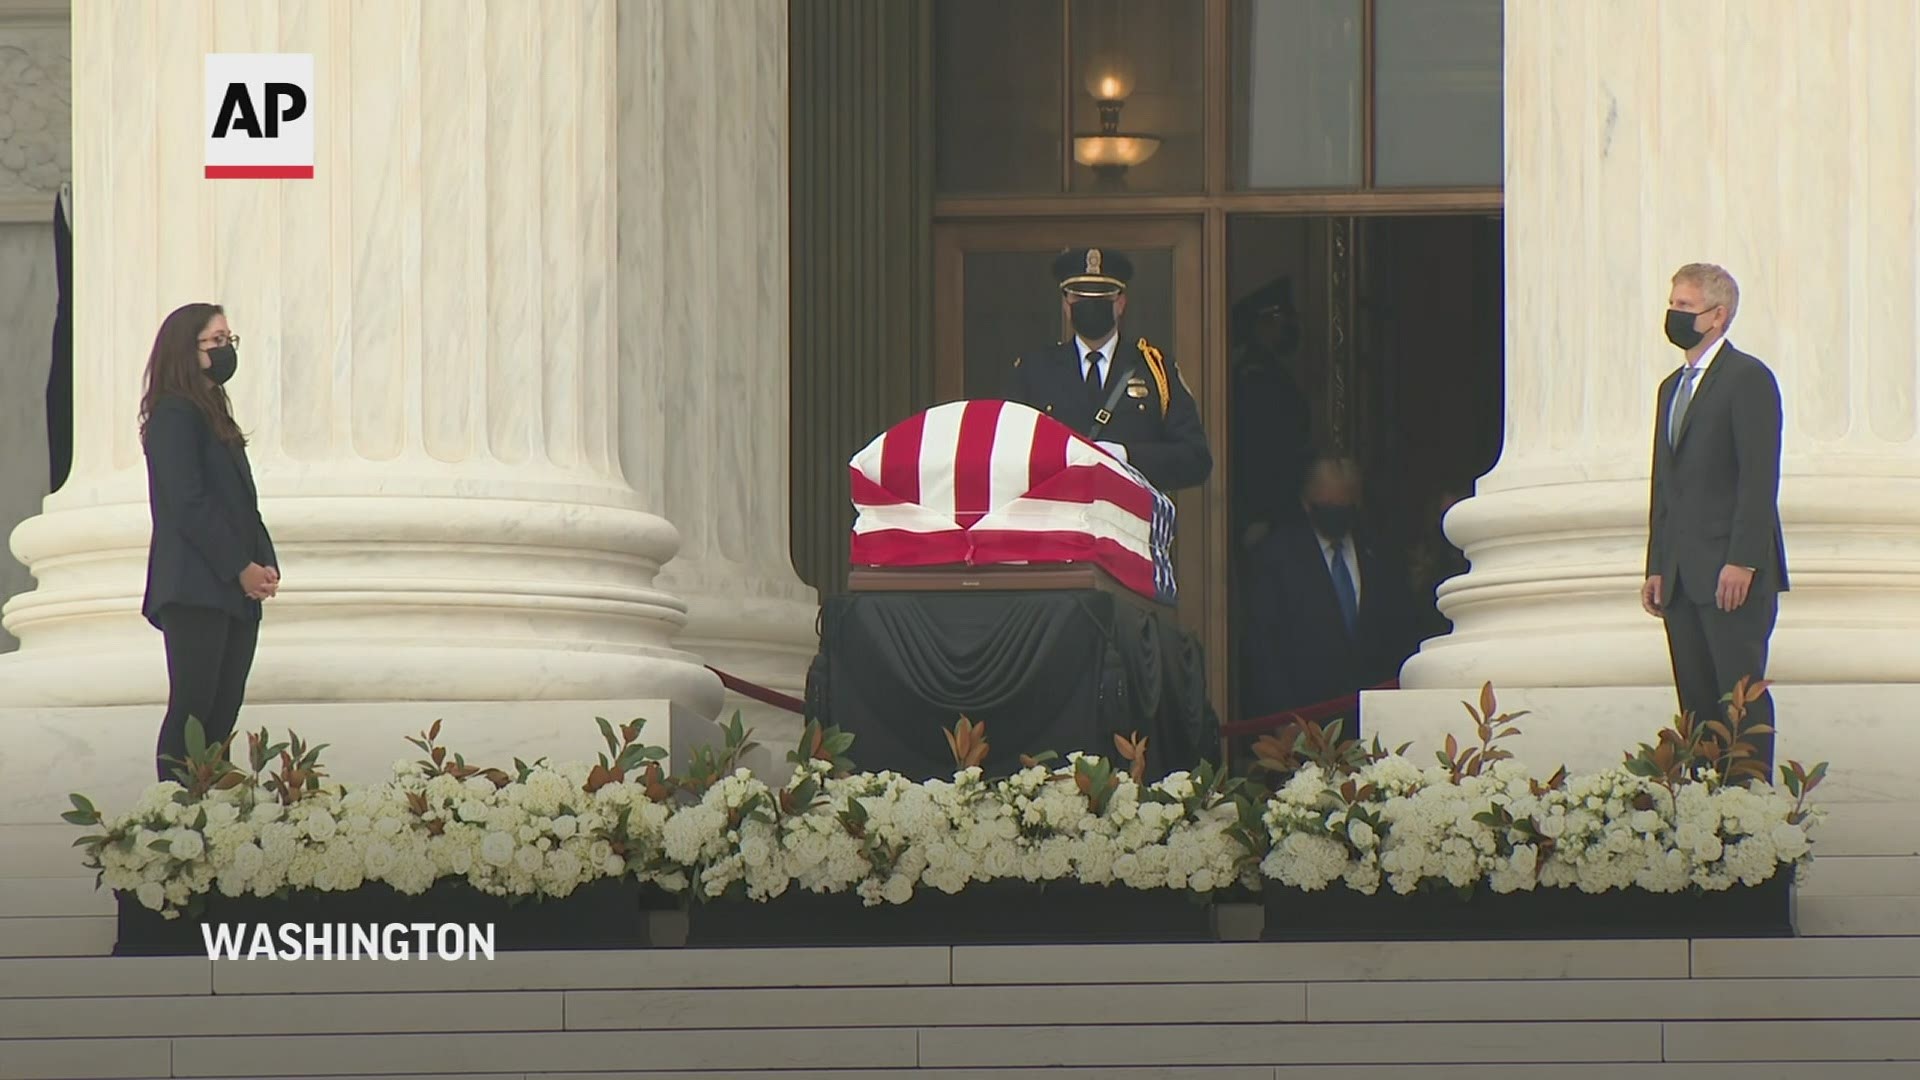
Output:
(1403, 0), (1920, 690)
(617, 0), (817, 743)
(0, 0), (720, 714)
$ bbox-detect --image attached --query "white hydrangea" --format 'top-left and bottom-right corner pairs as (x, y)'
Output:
(68, 736), (1821, 919)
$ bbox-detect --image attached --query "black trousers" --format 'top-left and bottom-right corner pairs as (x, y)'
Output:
(156, 603), (259, 781)
(1663, 576), (1777, 771)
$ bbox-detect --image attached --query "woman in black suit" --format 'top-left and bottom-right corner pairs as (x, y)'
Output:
(139, 303), (279, 779)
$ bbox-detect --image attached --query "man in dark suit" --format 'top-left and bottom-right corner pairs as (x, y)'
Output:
(1003, 247), (1212, 493)
(1242, 455), (1419, 736)
(1643, 263), (1787, 767)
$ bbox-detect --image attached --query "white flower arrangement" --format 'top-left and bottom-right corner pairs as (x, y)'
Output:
(64, 683), (1828, 920)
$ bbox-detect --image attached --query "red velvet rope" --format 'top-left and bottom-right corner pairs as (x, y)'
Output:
(1217, 679), (1400, 738)
(707, 666), (808, 715)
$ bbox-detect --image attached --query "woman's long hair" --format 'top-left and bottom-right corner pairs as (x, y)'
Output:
(138, 302), (245, 446)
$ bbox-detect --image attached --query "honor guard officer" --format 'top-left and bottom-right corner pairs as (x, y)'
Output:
(1002, 247), (1212, 493)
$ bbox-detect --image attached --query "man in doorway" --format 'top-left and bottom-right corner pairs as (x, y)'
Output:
(1241, 454), (1419, 737)
(1230, 277), (1314, 546)
(1642, 262), (1787, 768)
(1003, 247), (1211, 493)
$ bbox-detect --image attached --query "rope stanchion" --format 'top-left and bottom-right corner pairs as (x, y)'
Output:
(707, 666), (807, 715)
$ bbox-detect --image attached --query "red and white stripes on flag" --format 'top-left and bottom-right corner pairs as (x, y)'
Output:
(849, 400), (1177, 604)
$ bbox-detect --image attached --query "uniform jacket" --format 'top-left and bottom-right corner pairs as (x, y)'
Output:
(1003, 338), (1212, 493)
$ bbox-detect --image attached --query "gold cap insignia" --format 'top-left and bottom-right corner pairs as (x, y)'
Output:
(1086, 248), (1102, 275)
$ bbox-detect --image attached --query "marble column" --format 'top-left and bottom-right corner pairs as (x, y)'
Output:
(0, 0), (721, 715)
(0, 0), (70, 653)
(1401, 0), (1920, 691)
(618, 0), (818, 750)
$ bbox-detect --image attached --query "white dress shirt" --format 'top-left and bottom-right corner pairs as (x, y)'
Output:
(1669, 334), (1726, 435)
(1319, 531), (1362, 606)
(1075, 332), (1128, 463)
(1075, 331), (1120, 385)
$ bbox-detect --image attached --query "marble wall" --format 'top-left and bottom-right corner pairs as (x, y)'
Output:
(0, 4), (69, 653)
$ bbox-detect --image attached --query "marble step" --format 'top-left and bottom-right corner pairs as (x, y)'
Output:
(7, 937), (1920, 998)
(3, 976), (1919, 1040)
(7, 1019), (1920, 1076)
(9, 1064), (1920, 1080)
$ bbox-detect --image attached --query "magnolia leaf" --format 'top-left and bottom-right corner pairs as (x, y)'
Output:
(184, 716), (208, 761)
(1478, 682), (1497, 720)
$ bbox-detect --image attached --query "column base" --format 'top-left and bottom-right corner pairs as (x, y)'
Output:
(658, 558), (819, 759)
(1403, 477), (1920, 688)
(2, 494), (725, 717)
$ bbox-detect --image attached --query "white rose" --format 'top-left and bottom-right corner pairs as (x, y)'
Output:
(1769, 823), (1810, 861)
(480, 831), (515, 866)
(135, 882), (165, 911)
(552, 815), (578, 840)
(169, 830), (206, 862)
(305, 813), (337, 842)
(363, 843), (397, 879)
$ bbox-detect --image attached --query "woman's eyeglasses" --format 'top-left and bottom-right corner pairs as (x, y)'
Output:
(199, 333), (240, 349)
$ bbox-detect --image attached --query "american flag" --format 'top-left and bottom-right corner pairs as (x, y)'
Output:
(849, 400), (1178, 605)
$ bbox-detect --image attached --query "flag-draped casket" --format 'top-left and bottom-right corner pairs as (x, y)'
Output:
(849, 400), (1177, 604)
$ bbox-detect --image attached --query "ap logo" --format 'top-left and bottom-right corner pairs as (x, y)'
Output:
(204, 53), (314, 179)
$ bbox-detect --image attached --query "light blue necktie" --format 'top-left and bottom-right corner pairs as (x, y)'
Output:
(1328, 543), (1359, 636)
(1669, 365), (1700, 445)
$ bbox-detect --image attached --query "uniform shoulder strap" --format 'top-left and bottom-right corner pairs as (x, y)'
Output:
(1136, 338), (1171, 417)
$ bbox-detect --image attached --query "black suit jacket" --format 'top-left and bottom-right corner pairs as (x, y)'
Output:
(1645, 342), (1789, 603)
(1003, 339), (1212, 492)
(1243, 522), (1419, 717)
(142, 396), (277, 629)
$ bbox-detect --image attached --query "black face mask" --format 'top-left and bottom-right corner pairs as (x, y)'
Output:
(205, 344), (238, 385)
(1664, 308), (1710, 350)
(1069, 298), (1116, 342)
(1308, 503), (1356, 539)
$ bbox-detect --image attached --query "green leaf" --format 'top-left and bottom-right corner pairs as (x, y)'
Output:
(595, 716), (619, 756)
(148, 839), (172, 853)
(60, 810), (94, 826)
(69, 793), (96, 815)
(184, 716), (208, 760)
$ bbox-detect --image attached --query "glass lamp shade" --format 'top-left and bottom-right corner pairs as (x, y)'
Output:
(1073, 134), (1162, 168)
(1084, 68), (1136, 102)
